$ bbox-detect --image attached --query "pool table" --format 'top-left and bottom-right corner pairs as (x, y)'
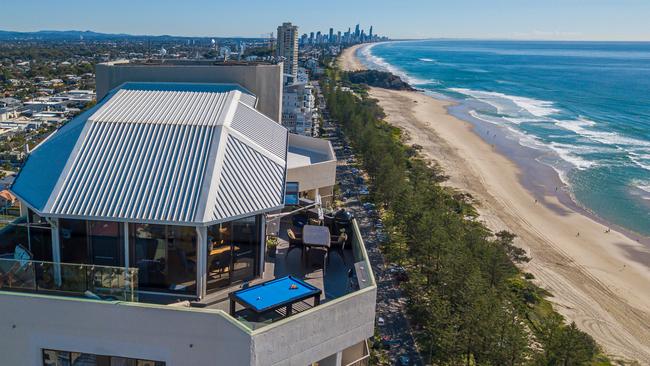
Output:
(229, 276), (321, 319)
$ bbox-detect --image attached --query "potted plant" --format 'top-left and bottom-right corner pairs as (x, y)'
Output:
(266, 236), (279, 258)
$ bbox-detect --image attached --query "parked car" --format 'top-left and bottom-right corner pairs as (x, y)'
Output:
(381, 336), (401, 349)
(388, 265), (409, 282)
(398, 355), (410, 365)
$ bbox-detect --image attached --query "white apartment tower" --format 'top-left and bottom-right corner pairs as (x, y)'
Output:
(276, 22), (299, 83)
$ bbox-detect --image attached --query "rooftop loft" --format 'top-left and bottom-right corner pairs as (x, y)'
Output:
(0, 81), (375, 365)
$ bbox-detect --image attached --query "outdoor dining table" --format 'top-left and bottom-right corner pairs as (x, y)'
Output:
(302, 225), (331, 274)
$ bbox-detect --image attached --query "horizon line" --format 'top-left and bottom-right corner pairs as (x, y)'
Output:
(2, 28), (650, 43)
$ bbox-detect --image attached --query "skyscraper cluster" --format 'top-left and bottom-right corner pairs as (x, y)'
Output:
(299, 24), (385, 46)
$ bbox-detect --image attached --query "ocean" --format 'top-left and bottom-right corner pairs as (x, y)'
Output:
(358, 40), (650, 237)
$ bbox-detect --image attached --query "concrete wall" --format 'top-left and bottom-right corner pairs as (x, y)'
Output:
(250, 287), (376, 366)
(0, 292), (252, 366)
(287, 134), (337, 194)
(96, 61), (283, 122)
(0, 287), (376, 366)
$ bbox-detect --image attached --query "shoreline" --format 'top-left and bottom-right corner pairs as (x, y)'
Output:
(339, 44), (650, 362)
(336, 43), (368, 71)
(448, 102), (650, 246)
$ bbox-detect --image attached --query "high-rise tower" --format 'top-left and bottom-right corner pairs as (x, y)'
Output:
(276, 22), (299, 82)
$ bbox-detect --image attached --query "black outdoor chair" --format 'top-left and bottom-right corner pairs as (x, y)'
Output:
(328, 232), (348, 264)
(285, 228), (305, 259)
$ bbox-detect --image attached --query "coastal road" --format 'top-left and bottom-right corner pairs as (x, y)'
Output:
(318, 92), (424, 366)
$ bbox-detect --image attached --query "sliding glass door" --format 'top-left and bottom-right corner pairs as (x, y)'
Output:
(230, 216), (258, 283)
(129, 224), (197, 295)
(206, 215), (261, 293)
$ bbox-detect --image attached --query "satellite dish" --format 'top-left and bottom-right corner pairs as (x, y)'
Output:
(160, 47), (167, 56)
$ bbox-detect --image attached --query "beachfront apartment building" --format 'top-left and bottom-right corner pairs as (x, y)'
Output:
(282, 80), (316, 137)
(276, 23), (299, 84)
(0, 65), (374, 365)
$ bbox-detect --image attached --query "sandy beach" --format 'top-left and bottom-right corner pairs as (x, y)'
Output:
(339, 46), (650, 362)
(337, 44), (367, 71)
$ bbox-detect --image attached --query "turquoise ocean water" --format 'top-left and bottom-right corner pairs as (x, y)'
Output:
(358, 40), (650, 237)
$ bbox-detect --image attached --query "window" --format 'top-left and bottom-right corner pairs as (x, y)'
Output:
(27, 209), (53, 261)
(129, 224), (197, 294)
(0, 210), (51, 262)
(206, 216), (261, 293)
(42, 349), (165, 366)
(88, 221), (123, 266)
(59, 219), (89, 264)
(285, 182), (300, 206)
(60, 219), (124, 266)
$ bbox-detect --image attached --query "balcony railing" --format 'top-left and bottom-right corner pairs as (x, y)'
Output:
(0, 258), (138, 302)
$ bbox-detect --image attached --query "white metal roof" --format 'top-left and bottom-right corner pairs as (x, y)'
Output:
(12, 82), (287, 225)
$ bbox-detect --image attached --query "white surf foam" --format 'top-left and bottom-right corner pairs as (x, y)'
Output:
(360, 44), (437, 86)
(469, 110), (599, 171)
(468, 110), (547, 150)
(555, 117), (650, 149)
(629, 153), (650, 171)
(419, 58), (435, 62)
(548, 142), (598, 170)
(630, 180), (650, 200)
(449, 88), (561, 117)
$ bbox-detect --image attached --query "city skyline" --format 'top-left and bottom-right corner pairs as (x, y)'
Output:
(2, 0), (650, 41)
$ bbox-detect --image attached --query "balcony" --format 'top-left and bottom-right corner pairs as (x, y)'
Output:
(0, 258), (138, 302)
(139, 217), (375, 331)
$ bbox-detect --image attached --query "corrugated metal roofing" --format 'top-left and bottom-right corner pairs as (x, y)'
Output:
(12, 82), (287, 225)
(89, 89), (233, 126)
(49, 122), (217, 222)
(213, 135), (285, 221)
(10, 99), (107, 211)
(230, 103), (287, 159)
(239, 92), (257, 108)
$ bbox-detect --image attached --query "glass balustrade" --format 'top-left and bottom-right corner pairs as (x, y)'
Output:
(0, 258), (138, 302)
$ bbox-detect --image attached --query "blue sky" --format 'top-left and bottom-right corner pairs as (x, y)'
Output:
(2, 0), (650, 41)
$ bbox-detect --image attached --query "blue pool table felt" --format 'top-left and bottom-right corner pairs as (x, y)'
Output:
(232, 276), (320, 312)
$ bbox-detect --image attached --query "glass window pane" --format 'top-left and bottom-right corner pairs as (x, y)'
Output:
(130, 224), (167, 291)
(88, 221), (123, 267)
(167, 226), (196, 293)
(285, 182), (300, 205)
(130, 224), (195, 294)
(30, 226), (53, 262)
(60, 219), (89, 264)
(27, 208), (52, 261)
(42, 350), (164, 366)
(0, 217), (28, 258)
(230, 216), (259, 283)
(207, 222), (232, 292)
(111, 356), (136, 366)
(42, 349), (70, 366)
